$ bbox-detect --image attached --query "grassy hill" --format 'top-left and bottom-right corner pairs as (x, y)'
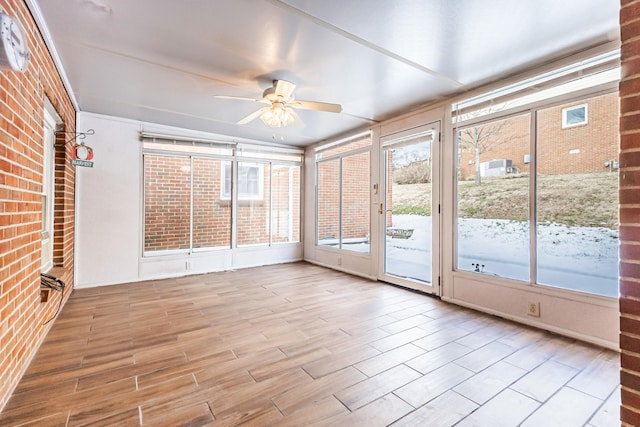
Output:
(392, 172), (618, 229)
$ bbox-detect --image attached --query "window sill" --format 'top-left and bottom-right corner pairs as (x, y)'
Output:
(42, 266), (73, 286)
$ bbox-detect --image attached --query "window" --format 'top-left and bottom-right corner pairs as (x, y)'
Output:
(341, 151), (370, 251)
(454, 68), (619, 297)
(316, 132), (371, 253)
(271, 164), (301, 243)
(237, 162), (270, 246)
(562, 104), (588, 128)
(221, 162), (264, 200)
(142, 137), (301, 255)
(317, 159), (340, 244)
(144, 155), (193, 254)
(537, 94), (618, 296)
(456, 113), (531, 282)
(193, 158), (232, 250)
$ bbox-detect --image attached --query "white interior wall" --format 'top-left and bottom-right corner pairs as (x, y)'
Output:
(445, 275), (619, 348)
(75, 114), (140, 287)
(75, 113), (302, 288)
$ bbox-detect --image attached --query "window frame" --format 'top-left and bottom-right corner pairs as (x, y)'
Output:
(454, 111), (532, 283)
(141, 139), (301, 257)
(452, 78), (618, 298)
(41, 103), (60, 272)
(561, 103), (588, 128)
(142, 153), (195, 256)
(315, 131), (372, 252)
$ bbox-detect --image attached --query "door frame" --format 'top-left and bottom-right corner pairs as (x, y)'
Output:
(377, 121), (442, 295)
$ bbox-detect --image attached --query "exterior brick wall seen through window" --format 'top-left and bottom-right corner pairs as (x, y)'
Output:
(317, 135), (371, 246)
(458, 92), (619, 180)
(144, 154), (300, 253)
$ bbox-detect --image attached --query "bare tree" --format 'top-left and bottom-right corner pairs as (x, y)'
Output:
(458, 122), (508, 186)
(457, 101), (532, 186)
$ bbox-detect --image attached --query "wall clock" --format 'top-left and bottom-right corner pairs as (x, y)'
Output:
(0, 12), (30, 72)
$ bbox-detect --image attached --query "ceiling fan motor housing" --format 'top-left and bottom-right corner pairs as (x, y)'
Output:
(262, 86), (277, 99)
(263, 85), (292, 102)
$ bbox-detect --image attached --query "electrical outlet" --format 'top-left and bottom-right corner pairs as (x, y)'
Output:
(40, 288), (50, 303)
(337, 256), (342, 266)
(527, 301), (540, 317)
(186, 260), (192, 270)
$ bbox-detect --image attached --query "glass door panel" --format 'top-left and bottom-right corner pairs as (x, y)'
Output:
(381, 124), (439, 293)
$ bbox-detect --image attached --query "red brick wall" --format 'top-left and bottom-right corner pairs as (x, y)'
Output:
(144, 155), (191, 251)
(620, 1), (640, 424)
(459, 94), (618, 179)
(317, 158), (340, 241)
(538, 94), (619, 174)
(193, 158), (231, 248)
(341, 151), (370, 240)
(0, 0), (76, 411)
(317, 143), (371, 244)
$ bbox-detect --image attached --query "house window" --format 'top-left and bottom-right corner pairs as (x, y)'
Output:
(562, 104), (588, 128)
(221, 162), (264, 200)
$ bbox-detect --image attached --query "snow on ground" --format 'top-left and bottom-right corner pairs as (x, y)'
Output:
(386, 215), (618, 297)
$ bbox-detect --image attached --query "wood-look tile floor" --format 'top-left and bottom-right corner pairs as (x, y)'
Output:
(0, 262), (620, 426)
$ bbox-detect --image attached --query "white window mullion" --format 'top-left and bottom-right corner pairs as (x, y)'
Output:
(530, 109), (538, 285)
(189, 156), (194, 253)
(289, 166), (294, 243)
(338, 158), (343, 249)
(231, 160), (238, 249)
(268, 162), (273, 246)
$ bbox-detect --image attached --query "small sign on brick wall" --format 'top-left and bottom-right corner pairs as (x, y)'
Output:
(71, 142), (93, 167)
(71, 159), (93, 167)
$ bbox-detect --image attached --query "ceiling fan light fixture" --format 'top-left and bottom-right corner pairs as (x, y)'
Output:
(220, 80), (339, 128)
(260, 102), (295, 128)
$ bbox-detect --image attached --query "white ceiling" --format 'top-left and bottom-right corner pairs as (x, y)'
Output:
(32, 0), (620, 147)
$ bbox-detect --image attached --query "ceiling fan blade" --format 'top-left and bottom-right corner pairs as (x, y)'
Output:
(289, 99), (342, 113)
(237, 107), (269, 125)
(287, 108), (306, 129)
(214, 95), (270, 104)
(274, 80), (297, 101)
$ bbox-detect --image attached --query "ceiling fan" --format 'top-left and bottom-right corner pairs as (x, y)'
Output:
(215, 80), (342, 128)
